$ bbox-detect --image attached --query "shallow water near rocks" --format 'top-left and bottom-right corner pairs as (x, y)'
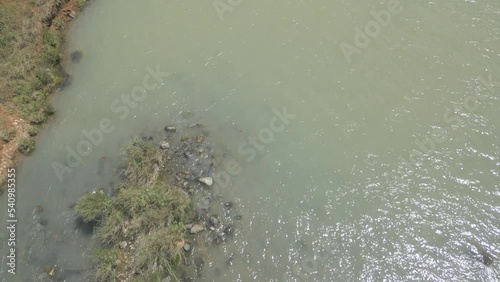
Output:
(1, 0), (500, 281)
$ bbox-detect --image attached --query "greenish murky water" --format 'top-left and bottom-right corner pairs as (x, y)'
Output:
(1, 0), (500, 281)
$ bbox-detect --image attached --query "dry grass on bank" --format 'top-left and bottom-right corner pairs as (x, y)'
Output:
(0, 0), (88, 191)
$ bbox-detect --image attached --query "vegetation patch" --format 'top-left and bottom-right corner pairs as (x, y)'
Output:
(0, 122), (16, 142)
(18, 137), (35, 155)
(76, 138), (193, 281)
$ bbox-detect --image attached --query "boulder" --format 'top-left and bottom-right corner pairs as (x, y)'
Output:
(190, 224), (205, 234)
(119, 241), (128, 249)
(198, 177), (213, 187)
(159, 141), (170, 150)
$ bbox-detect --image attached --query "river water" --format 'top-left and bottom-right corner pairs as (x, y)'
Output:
(1, 0), (500, 281)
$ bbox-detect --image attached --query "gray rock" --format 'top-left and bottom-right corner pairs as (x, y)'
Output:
(159, 141), (170, 150)
(190, 224), (205, 234)
(198, 177), (213, 187)
(162, 276), (171, 282)
(119, 241), (128, 249)
(210, 216), (220, 226)
(183, 243), (191, 251)
(164, 126), (177, 132)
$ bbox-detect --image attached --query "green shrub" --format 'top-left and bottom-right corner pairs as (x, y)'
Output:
(28, 111), (47, 125)
(75, 191), (113, 223)
(91, 247), (120, 281)
(115, 185), (190, 233)
(43, 29), (61, 48)
(32, 78), (44, 91)
(122, 138), (163, 187)
(78, 0), (87, 10)
(43, 103), (55, 115)
(53, 18), (64, 30)
(35, 68), (53, 86)
(18, 137), (35, 155)
(0, 128), (16, 143)
(27, 126), (39, 137)
(97, 208), (125, 245)
(132, 227), (185, 274)
(42, 45), (61, 66)
(13, 83), (32, 97)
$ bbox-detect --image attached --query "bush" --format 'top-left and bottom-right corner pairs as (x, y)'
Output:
(53, 18), (64, 30)
(115, 184), (191, 232)
(27, 125), (39, 136)
(75, 191), (113, 223)
(42, 45), (61, 66)
(35, 68), (53, 86)
(43, 103), (55, 115)
(122, 138), (164, 187)
(13, 83), (32, 97)
(0, 128), (16, 143)
(28, 111), (47, 125)
(43, 29), (61, 48)
(132, 227), (185, 274)
(97, 208), (125, 245)
(18, 137), (35, 155)
(78, 0), (87, 10)
(91, 247), (120, 281)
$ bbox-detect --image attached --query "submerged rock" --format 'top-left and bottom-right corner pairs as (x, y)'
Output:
(209, 216), (220, 226)
(70, 50), (82, 63)
(194, 257), (204, 269)
(198, 177), (213, 187)
(165, 126), (177, 132)
(471, 242), (495, 266)
(224, 202), (233, 210)
(223, 225), (233, 237)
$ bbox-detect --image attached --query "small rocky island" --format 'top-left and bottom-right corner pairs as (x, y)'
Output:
(72, 123), (241, 281)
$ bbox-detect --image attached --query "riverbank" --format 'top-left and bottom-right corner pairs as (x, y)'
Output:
(0, 0), (88, 192)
